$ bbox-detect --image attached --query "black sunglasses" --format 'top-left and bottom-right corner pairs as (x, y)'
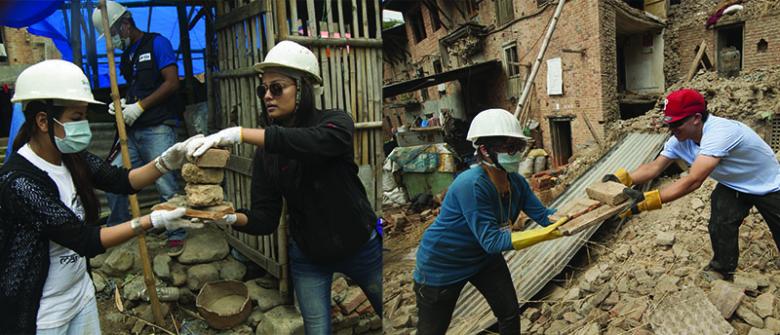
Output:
(256, 81), (292, 98)
(666, 114), (696, 130)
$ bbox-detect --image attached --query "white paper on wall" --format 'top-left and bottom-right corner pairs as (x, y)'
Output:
(547, 57), (563, 96)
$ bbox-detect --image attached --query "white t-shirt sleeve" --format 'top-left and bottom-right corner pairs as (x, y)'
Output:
(699, 122), (742, 158)
(660, 137), (681, 160)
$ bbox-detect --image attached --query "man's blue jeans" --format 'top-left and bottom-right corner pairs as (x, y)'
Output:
(106, 124), (184, 241)
(289, 233), (383, 335)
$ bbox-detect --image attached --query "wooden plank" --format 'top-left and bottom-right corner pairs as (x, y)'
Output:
(213, 66), (257, 78)
(685, 40), (708, 82)
(215, 0), (265, 31)
(558, 202), (631, 236)
(283, 35), (383, 47)
(223, 231), (282, 277)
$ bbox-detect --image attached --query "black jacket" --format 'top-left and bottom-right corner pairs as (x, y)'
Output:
(234, 110), (377, 263)
(0, 151), (136, 334)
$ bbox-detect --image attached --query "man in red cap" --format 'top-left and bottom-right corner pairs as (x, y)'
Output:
(604, 88), (780, 280)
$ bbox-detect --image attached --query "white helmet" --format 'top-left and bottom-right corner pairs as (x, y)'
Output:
(254, 40), (323, 84)
(92, 0), (127, 39)
(12, 60), (104, 105)
(466, 108), (530, 143)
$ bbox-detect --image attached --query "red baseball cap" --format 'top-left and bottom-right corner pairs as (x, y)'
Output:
(662, 89), (706, 124)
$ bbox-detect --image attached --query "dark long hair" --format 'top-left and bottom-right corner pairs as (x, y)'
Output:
(259, 75), (319, 185)
(12, 101), (100, 225)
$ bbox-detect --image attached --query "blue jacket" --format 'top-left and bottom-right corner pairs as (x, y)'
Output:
(414, 166), (551, 286)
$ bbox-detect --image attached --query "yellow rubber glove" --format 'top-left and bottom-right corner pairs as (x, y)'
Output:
(511, 217), (567, 250)
(602, 168), (633, 187)
(619, 189), (662, 219)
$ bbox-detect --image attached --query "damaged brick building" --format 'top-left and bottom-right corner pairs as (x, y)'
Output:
(382, 0), (780, 167)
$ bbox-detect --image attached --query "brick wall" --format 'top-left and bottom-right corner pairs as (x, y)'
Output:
(743, 13), (780, 70)
(1, 27), (60, 65)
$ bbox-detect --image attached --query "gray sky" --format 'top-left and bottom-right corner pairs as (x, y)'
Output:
(383, 10), (403, 22)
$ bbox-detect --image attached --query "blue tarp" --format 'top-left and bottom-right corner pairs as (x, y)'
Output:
(2, 1), (207, 88)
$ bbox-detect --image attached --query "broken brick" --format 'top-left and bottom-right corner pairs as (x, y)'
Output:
(194, 148), (230, 168)
(586, 181), (628, 205)
(182, 163), (224, 184)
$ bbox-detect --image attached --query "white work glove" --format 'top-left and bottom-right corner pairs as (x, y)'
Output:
(155, 134), (205, 174)
(214, 214), (238, 228)
(187, 127), (243, 158)
(107, 98), (126, 116)
(122, 102), (144, 127)
(150, 208), (203, 231)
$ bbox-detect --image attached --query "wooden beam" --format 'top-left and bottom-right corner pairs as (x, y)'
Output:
(214, 1), (265, 31)
(284, 35), (383, 48)
(69, 1), (82, 68)
(685, 40), (709, 82)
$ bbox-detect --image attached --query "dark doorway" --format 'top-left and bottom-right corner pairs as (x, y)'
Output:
(619, 102), (655, 120)
(717, 24), (743, 77)
(549, 117), (573, 167)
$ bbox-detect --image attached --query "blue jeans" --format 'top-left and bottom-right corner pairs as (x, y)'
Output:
(106, 124), (184, 241)
(36, 298), (101, 335)
(290, 233), (383, 335)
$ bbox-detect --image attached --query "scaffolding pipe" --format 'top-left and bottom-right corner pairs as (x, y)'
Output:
(514, 0), (566, 123)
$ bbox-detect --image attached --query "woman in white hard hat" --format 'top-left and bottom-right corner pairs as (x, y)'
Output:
(186, 40), (382, 334)
(413, 109), (559, 334)
(0, 59), (203, 334)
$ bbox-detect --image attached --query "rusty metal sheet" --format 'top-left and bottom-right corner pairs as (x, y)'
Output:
(448, 132), (669, 334)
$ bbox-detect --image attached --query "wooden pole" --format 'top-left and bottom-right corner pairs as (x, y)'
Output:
(69, 1), (82, 68)
(98, 0), (164, 326)
(513, 0), (566, 119)
(177, 4), (195, 104)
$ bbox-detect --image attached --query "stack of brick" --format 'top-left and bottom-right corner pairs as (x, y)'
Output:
(182, 148), (229, 207)
(331, 276), (382, 334)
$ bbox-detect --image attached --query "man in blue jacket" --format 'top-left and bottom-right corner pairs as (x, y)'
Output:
(93, 1), (185, 250)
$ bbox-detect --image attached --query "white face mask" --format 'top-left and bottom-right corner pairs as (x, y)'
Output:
(110, 34), (130, 50)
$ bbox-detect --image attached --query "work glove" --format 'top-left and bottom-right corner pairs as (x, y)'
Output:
(210, 214), (238, 229)
(511, 216), (567, 250)
(154, 134), (205, 174)
(602, 167), (633, 187)
(151, 208), (204, 231)
(107, 98), (126, 116)
(186, 127), (243, 158)
(121, 102), (144, 127)
(619, 188), (662, 219)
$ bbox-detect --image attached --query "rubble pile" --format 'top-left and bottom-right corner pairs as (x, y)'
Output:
(616, 66), (780, 135)
(518, 178), (780, 335)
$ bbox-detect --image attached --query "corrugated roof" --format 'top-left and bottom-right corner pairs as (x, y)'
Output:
(448, 132), (670, 334)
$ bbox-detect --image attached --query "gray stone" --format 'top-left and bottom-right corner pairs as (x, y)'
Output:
(576, 322), (600, 335)
(563, 311), (582, 323)
(708, 280), (745, 319)
(755, 292), (775, 318)
(170, 263), (187, 287)
(186, 264), (219, 291)
(655, 274), (680, 294)
(247, 308), (264, 327)
(546, 320), (569, 335)
(736, 305), (764, 328)
(255, 274), (280, 289)
(182, 163), (224, 184)
(153, 254), (172, 280)
(219, 257), (247, 281)
(747, 328), (774, 335)
(89, 253), (107, 268)
(355, 317), (371, 333)
(690, 198), (705, 210)
(735, 275), (759, 292)
(246, 279), (286, 312)
(185, 184), (224, 207)
(103, 248), (135, 276)
(656, 232), (675, 246)
(178, 227), (229, 264)
(765, 317), (780, 333)
(92, 272), (107, 293)
(123, 275), (163, 301)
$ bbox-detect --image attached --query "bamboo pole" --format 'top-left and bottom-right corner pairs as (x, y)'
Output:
(514, 0), (566, 120)
(69, 1), (82, 68)
(97, 0), (164, 326)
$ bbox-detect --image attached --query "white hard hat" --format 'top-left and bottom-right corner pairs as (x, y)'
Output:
(92, 0), (128, 39)
(254, 40), (323, 84)
(466, 108), (530, 143)
(12, 60), (104, 105)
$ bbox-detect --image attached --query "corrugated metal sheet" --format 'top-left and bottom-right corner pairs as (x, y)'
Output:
(448, 132), (669, 334)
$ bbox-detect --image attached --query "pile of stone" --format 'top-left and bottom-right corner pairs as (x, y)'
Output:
(180, 148), (234, 217)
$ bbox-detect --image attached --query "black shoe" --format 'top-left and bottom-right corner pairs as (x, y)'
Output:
(701, 265), (733, 281)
